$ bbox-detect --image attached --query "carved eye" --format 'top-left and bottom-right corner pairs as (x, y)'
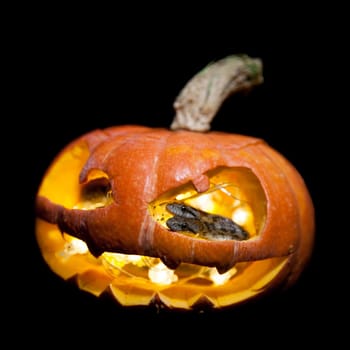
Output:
(148, 167), (265, 240)
(75, 170), (113, 210)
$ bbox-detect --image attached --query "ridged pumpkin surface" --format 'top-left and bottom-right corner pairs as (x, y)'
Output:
(36, 125), (315, 309)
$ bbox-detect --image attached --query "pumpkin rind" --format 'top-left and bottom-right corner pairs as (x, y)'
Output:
(35, 125), (315, 309)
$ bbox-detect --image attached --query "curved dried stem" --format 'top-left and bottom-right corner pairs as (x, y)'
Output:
(171, 54), (263, 132)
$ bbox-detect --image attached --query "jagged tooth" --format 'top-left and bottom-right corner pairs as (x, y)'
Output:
(191, 295), (215, 311)
(160, 256), (180, 270)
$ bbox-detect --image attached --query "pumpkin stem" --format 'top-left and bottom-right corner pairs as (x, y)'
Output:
(171, 54), (263, 132)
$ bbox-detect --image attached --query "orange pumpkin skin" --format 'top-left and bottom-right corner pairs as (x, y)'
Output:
(36, 124), (315, 309)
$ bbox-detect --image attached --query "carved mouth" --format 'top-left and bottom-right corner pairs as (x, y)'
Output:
(36, 219), (288, 309)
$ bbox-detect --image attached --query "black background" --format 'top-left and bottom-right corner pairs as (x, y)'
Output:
(7, 6), (343, 347)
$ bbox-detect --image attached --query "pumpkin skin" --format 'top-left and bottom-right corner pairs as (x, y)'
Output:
(35, 124), (315, 310)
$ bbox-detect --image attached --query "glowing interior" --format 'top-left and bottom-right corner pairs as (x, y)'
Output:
(36, 140), (289, 309)
(149, 167), (267, 239)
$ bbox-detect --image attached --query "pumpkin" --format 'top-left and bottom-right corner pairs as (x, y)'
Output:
(35, 55), (315, 310)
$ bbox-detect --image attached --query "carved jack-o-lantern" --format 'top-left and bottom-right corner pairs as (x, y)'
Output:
(35, 55), (315, 310)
